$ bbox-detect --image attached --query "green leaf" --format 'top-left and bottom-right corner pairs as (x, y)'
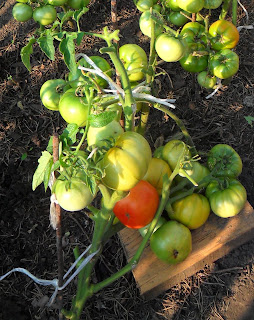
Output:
(51, 160), (60, 172)
(244, 115), (254, 127)
(20, 38), (36, 71)
(88, 111), (116, 128)
(47, 136), (53, 154)
(32, 151), (53, 191)
(59, 10), (74, 27)
(37, 31), (55, 61)
(44, 157), (54, 192)
(60, 123), (79, 146)
(73, 7), (89, 24)
(85, 175), (97, 195)
(76, 32), (85, 45)
(59, 33), (77, 74)
(21, 153), (27, 161)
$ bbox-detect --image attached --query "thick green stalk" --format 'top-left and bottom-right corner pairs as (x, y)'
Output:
(232, 0), (237, 25)
(154, 104), (197, 156)
(219, 0), (232, 19)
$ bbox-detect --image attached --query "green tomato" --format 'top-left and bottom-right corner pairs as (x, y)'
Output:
(167, 193), (210, 229)
(59, 88), (89, 127)
(180, 43), (208, 73)
(16, 0), (28, 3)
(168, 11), (191, 27)
(204, 0), (222, 9)
(207, 144), (242, 178)
(54, 175), (94, 212)
(99, 131), (152, 191)
(150, 220), (192, 264)
(33, 5), (57, 25)
(40, 79), (69, 111)
(67, 0), (90, 9)
(180, 21), (207, 45)
(47, 0), (68, 5)
(136, 0), (154, 11)
(209, 49), (239, 79)
(119, 44), (148, 82)
(197, 71), (217, 89)
(153, 4), (162, 12)
(155, 34), (186, 62)
(205, 178), (247, 218)
(139, 10), (164, 38)
(87, 120), (124, 148)
(177, 0), (204, 13)
(162, 140), (191, 170)
(139, 216), (167, 237)
(12, 3), (33, 22)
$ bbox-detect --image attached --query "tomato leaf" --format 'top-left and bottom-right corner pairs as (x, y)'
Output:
(88, 111), (116, 128)
(58, 10), (74, 26)
(20, 37), (36, 71)
(76, 32), (85, 45)
(60, 123), (79, 146)
(37, 30), (55, 61)
(85, 175), (97, 195)
(32, 151), (53, 191)
(44, 157), (54, 192)
(47, 136), (53, 154)
(73, 7), (89, 24)
(59, 33), (78, 74)
(244, 115), (254, 127)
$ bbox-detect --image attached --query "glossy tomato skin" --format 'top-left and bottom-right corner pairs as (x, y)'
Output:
(100, 131), (152, 191)
(136, 0), (154, 11)
(209, 20), (239, 51)
(143, 158), (172, 194)
(163, 0), (181, 11)
(197, 71), (217, 89)
(139, 10), (164, 38)
(113, 180), (159, 229)
(162, 140), (191, 170)
(67, 0), (90, 9)
(87, 120), (124, 147)
(207, 144), (242, 178)
(13, 3), (33, 22)
(150, 220), (192, 264)
(205, 179), (247, 218)
(204, 0), (222, 9)
(40, 79), (69, 111)
(168, 11), (191, 27)
(59, 88), (89, 126)
(54, 176), (94, 212)
(168, 193), (210, 229)
(119, 44), (148, 82)
(177, 0), (204, 13)
(209, 49), (239, 79)
(33, 5), (57, 25)
(155, 34), (186, 62)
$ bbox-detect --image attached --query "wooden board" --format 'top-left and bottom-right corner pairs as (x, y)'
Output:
(118, 201), (254, 300)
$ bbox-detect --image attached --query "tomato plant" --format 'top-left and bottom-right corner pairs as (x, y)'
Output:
(54, 175), (94, 212)
(167, 193), (210, 229)
(209, 19), (239, 51)
(168, 11), (191, 27)
(139, 9), (164, 38)
(177, 0), (204, 13)
(59, 89), (89, 126)
(155, 34), (186, 62)
(205, 178), (247, 218)
(33, 5), (57, 26)
(40, 79), (69, 111)
(207, 144), (243, 178)
(209, 49), (239, 79)
(99, 131), (152, 191)
(12, 3), (33, 22)
(150, 220), (192, 264)
(139, 216), (167, 237)
(143, 157), (172, 194)
(113, 180), (159, 229)
(119, 44), (148, 82)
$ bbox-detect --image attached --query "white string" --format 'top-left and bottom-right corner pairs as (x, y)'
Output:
(205, 79), (222, 100)
(237, 0), (249, 23)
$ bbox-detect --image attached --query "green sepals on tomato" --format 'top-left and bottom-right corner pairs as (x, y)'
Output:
(113, 180), (159, 229)
(155, 34), (186, 62)
(207, 144), (242, 178)
(99, 131), (152, 191)
(205, 178), (247, 218)
(59, 88), (89, 127)
(40, 79), (70, 111)
(167, 193), (210, 229)
(209, 20), (239, 51)
(197, 71), (217, 89)
(33, 5), (57, 25)
(209, 49), (239, 79)
(150, 220), (192, 264)
(119, 44), (148, 82)
(12, 3), (33, 22)
(177, 0), (204, 13)
(139, 10), (164, 38)
(54, 173), (94, 212)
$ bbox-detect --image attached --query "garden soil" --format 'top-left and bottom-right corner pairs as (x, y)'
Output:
(0, 0), (254, 319)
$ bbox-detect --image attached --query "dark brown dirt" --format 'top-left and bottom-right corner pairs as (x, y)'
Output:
(0, 0), (254, 319)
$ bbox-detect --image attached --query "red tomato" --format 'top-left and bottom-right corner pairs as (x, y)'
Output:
(113, 180), (160, 229)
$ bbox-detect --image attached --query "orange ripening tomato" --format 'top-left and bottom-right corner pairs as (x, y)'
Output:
(209, 20), (239, 51)
(113, 180), (160, 229)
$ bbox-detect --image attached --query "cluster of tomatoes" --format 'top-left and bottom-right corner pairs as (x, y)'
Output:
(12, 0), (90, 25)
(136, 0), (240, 89)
